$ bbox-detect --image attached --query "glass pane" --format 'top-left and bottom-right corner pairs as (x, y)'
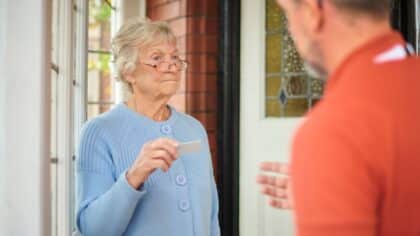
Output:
(265, 0), (325, 117)
(266, 76), (281, 97)
(282, 33), (305, 73)
(87, 104), (113, 120)
(71, 1), (116, 233)
(266, 0), (283, 32)
(266, 99), (281, 117)
(88, 0), (112, 51)
(88, 52), (114, 105)
(266, 34), (282, 74)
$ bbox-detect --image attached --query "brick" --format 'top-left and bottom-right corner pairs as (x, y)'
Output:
(187, 17), (218, 35)
(147, 0), (168, 9)
(190, 111), (217, 131)
(180, 0), (218, 17)
(210, 147), (218, 176)
(186, 92), (217, 112)
(205, 18), (219, 34)
(148, 1), (181, 21)
(186, 34), (218, 54)
(169, 17), (187, 36)
(206, 1), (218, 18)
(207, 131), (217, 152)
(186, 54), (218, 73)
(186, 74), (217, 92)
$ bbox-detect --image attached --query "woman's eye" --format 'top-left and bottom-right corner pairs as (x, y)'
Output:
(151, 55), (162, 61)
(172, 55), (180, 60)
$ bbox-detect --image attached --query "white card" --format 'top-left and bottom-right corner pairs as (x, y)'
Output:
(178, 140), (201, 156)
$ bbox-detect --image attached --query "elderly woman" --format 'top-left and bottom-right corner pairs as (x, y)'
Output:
(75, 18), (220, 236)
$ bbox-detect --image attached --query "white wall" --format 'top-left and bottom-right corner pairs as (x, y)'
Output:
(0, 0), (8, 231)
(0, 0), (51, 235)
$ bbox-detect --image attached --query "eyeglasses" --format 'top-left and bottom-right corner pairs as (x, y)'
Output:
(141, 59), (189, 72)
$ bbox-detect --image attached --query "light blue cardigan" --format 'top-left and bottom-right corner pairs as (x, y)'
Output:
(75, 103), (220, 236)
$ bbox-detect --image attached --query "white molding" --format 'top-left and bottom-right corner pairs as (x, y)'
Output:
(240, 1), (266, 235)
(112, 0), (125, 103)
(0, 0), (52, 235)
(73, 0), (88, 149)
(72, 0), (89, 235)
(54, 0), (75, 235)
(0, 0), (8, 232)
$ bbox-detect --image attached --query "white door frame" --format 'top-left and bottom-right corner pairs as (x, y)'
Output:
(240, 0), (299, 235)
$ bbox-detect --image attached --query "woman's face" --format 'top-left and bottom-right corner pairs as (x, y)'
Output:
(128, 42), (182, 98)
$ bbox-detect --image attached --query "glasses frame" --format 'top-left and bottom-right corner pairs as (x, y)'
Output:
(140, 59), (189, 72)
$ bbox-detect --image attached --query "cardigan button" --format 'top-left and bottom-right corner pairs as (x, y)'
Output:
(175, 174), (187, 186)
(160, 125), (172, 135)
(178, 200), (190, 211)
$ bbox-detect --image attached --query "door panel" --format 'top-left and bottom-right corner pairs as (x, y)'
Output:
(240, 0), (325, 235)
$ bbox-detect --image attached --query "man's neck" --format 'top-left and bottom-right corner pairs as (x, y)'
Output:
(323, 20), (392, 75)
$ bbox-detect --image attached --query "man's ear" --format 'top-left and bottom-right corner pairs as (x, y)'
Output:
(301, 0), (324, 35)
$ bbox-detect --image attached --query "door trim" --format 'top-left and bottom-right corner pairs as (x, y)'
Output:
(218, 0), (241, 235)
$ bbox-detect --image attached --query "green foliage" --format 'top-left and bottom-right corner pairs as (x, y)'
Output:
(98, 53), (111, 74)
(88, 53), (111, 74)
(88, 0), (113, 74)
(89, 0), (112, 23)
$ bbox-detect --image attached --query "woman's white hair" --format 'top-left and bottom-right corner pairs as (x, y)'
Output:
(111, 18), (176, 92)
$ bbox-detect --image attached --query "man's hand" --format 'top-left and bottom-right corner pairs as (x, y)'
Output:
(257, 162), (293, 209)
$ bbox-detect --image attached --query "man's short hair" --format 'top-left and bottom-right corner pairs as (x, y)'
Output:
(331, 0), (391, 18)
(297, 0), (392, 19)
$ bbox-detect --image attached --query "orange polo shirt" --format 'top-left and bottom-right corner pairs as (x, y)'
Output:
(291, 31), (420, 236)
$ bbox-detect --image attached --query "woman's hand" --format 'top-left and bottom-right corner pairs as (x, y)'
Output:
(126, 138), (179, 189)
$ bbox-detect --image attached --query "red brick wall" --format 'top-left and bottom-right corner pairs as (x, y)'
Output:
(147, 0), (219, 176)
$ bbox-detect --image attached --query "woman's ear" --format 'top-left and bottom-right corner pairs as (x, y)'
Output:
(123, 70), (136, 85)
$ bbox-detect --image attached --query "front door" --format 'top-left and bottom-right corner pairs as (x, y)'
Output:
(239, 0), (324, 235)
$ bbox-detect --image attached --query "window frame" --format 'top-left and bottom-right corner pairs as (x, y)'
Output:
(50, 0), (147, 235)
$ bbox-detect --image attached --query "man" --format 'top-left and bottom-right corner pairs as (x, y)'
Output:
(257, 0), (420, 235)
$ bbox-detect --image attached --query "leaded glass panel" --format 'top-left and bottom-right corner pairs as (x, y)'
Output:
(265, 0), (325, 117)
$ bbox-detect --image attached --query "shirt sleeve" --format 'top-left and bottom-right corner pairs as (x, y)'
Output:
(291, 118), (381, 236)
(75, 120), (146, 236)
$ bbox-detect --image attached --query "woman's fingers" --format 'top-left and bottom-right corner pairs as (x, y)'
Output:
(148, 159), (170, 172)
(149, 138), (179, 160)
(150, 150), (174, 168)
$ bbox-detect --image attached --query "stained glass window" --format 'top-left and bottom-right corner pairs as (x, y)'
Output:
(265, 0), (325, 117)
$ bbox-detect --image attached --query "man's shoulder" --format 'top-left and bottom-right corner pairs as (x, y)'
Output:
(294, 97), (389, 152)
(344, 57), (420, 92)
